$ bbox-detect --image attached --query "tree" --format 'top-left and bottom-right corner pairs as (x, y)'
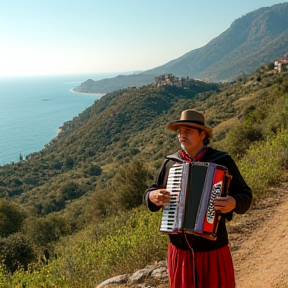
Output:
(90, 187), (116, 218)
(267, 62), (275, 71)
(60, 181), (85, 201)
(0, 199), (26, 237)
(0, 233), (36, 272)
(24, 214), (71, 257)
(64, 156), (74, 169)
(112, 159), (153, 209)
(86, 163), (102, 176)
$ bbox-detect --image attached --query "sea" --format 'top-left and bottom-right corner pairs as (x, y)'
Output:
(0, 73), (118, 166)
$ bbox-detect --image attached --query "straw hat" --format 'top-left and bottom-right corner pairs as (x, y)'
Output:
(167, 109), (212, 138)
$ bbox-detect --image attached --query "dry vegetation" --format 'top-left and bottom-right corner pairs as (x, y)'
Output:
(0, 67), (288, 287)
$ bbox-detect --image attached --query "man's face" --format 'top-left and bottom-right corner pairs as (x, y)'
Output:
(177, 126), (206, 156)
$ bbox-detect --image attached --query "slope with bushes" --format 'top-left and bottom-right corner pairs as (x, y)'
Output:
(0, 66), (288, 287)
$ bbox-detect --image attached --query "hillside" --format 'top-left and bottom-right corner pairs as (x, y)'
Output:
(0, 66), (288, 287)
(73, 2), (288, 94)
(96, 178), (288, 288)
(0, 79), (221, 212)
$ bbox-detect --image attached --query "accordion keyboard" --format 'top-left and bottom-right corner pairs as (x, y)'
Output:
(160, 165), (183, 233)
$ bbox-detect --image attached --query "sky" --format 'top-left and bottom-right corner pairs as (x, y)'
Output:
(0, 0), (287, 77)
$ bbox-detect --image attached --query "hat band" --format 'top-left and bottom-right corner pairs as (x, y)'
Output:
(177, 120), (205, 126)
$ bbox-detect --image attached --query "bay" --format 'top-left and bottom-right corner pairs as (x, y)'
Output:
(0, 73), (116, 166)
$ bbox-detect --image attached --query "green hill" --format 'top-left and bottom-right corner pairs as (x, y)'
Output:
(0, 66), (288, 287)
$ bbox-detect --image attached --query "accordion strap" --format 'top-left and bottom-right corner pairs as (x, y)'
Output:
(184, 233), (194, 252)
(184, 234), (197, 287)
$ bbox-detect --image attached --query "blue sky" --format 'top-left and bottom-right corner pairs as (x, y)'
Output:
(0, 0), (286, 77)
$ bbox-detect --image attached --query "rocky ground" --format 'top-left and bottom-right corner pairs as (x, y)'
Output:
(96, 178), (288, 288)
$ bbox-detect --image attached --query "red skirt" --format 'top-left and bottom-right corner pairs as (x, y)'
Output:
(167, 243), (235, 288)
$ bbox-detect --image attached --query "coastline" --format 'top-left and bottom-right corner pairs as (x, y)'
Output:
(51, 127), (63, 141)
(53, 90), (105, 140)
(0, 75), (106, 166)
(56, 128), (63, 137)
(70, 89), (106, 97)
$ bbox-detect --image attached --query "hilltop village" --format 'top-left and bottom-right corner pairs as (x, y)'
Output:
(154, 53), (288, 88)
(154, 74), (206, 87)
(274, 53), (288, 72)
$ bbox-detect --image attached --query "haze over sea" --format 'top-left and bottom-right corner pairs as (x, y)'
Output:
(0, 73), (117, 166)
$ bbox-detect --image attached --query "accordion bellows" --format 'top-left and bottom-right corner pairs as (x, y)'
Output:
(160, 162), (231, 241)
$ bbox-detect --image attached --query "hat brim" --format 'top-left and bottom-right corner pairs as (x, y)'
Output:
(167, 120), (212, 138)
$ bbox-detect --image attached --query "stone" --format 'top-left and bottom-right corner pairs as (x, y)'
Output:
(95, 261), (168, 288)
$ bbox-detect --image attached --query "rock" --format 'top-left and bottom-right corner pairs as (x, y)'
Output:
(96, 274), (129, 288)
(96, 261), (168, 288)
(151, 265), (168, 280)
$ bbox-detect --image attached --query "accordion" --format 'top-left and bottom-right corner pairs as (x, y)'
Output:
(160, 162), (231, 240)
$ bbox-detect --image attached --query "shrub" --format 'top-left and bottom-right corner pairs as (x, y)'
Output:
(238, 129), (288, 195)
(0, 233), (36, 272)
(53, 207), (167, 287)
(0, 200), (26, 237)
(60, 181), (85, 201)
(112, 159), (153, 209)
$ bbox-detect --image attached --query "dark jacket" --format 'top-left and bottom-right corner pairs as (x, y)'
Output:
(143, 147), (252, 252)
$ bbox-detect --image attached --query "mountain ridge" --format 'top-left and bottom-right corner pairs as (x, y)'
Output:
(73, 2), (288, 93)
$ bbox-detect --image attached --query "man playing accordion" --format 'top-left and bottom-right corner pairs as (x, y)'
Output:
(144, 109), (252, 288)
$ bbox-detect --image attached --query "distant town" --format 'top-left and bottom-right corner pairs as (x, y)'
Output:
(153, 54), (288, 88)
(154, 74), (206, 87)
(274, 53), (288, 72)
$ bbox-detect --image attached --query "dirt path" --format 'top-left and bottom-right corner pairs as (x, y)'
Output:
(228, 179), (288, 288)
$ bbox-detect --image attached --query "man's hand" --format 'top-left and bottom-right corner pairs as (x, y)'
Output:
(149, 189), (172, 206)
(214, 195), (236, 214)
